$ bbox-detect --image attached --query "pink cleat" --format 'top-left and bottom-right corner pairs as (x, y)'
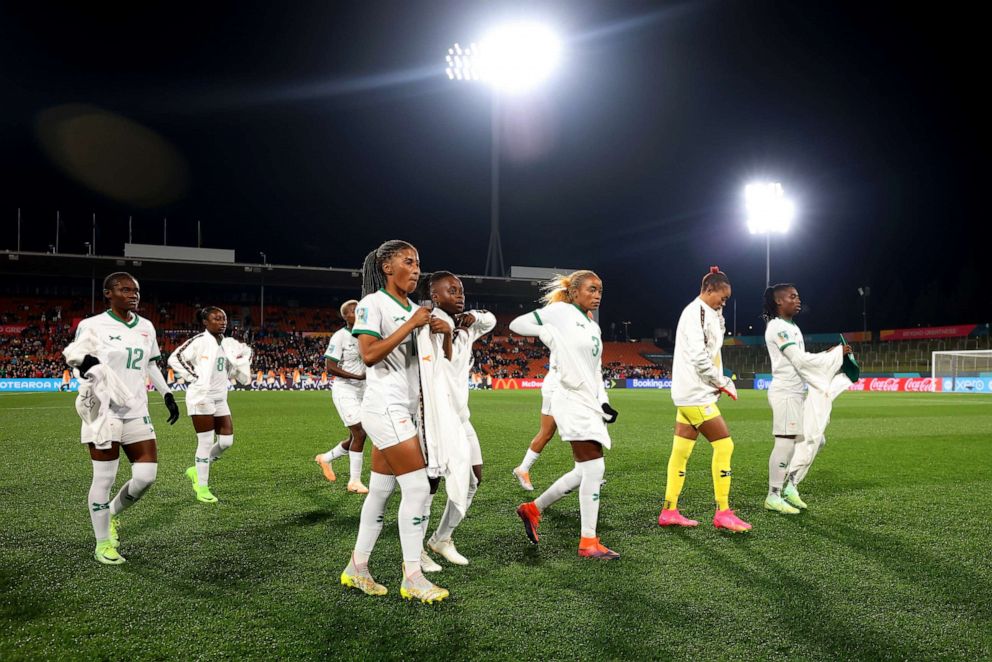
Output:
(658, 509), (699, 527)
(713, 509), (752, 533)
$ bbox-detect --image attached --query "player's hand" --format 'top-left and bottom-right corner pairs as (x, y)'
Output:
(429, 316), (452, 336)
(716, 378), (738, 401)
(841, 344), (854, 356)
(164, 392), (180, 425)
(602, 402), (619, 424)
(457, 312), (476, 329)
(409, 307), (432, 328)
(78, 354), (100, 378)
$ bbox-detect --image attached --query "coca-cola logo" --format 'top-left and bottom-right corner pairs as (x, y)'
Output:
(869, 378), (901, 392)
(903, 378), (937, 392)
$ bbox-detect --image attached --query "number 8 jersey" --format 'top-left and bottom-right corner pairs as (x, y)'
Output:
(74, 310), (162, 420)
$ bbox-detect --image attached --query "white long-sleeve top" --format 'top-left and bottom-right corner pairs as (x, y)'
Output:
(168, 333), (252, 405)
(671, 297), (727, 407)
(510, 302), (609, 413)
(434, 307), (496, 419)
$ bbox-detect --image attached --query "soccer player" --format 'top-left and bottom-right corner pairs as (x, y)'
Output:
(511, 351), (559, 492)
(339, 240), (451, 604)
(67, 272), (180, 564)
(422, 271), (496, 566)
(314, 299), (369, 494)
(658, 267), (751, 533)
(511, 270), (621, 560)
(168, 306), (252, 504)
(762, 283), (853, 513)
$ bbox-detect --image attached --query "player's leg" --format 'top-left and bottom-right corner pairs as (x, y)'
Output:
(346, 423), (369, 494)
(107, 430), (159, 558)
(698, 415), (751, 532)
(513, 414), (556, 490)
(658, 411), (701, 527)
(186, 413), (218, 502)
(87, 441), (124, 564)
(317, 388), (359, 482)
(571, 440), (618, 560)
(342, 445), (392, 596)
(379, 437), (448, 603)
(429, 424), (482, 565)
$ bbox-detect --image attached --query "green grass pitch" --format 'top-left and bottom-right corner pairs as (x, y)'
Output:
(1, 390), (990, 660)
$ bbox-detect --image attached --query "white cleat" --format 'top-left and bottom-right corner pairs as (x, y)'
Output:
(429, 538), (469, 566)
(420, 549), (442, 573)
(512, 467), (534, 491)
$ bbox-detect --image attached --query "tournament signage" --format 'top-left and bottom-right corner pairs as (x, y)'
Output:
(0, 378), (79, 392)
(880, 325), (977, 341)
(0, 325), (28, 335)
(492, 378), (545, 390)
(625, 378), (673, 389)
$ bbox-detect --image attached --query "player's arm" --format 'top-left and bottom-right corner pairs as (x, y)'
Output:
(325, 359), (365, 380)
(429, 315), (453, 361)
(168, 336), (199, 381)
(356, 307), (431, 366)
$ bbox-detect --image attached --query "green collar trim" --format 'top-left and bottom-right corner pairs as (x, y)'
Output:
(379, 288), (412, 312)
(106, 310), (139, 328)
(571, 303), (589, 317)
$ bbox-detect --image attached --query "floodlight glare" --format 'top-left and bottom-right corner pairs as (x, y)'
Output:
(446, 22), (561, 94)
(745, 181), (795, 234)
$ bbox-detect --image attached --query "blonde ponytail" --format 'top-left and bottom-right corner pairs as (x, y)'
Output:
(540, 270), (599, 305)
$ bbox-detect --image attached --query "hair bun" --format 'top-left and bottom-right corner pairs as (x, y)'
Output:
(710, 266), (720, 273)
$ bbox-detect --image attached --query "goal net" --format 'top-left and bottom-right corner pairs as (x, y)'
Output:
(932, 350), (992, 393)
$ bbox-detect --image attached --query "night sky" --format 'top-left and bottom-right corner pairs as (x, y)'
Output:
(1, 1), (984, 337)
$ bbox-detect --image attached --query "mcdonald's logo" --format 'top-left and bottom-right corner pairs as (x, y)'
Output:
(492, 378), (544, 390)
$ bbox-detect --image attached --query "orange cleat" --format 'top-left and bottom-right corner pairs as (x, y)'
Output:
(315, 455), (336, 482)
(578, 536), (620, 560)
(516, 501), (541, 544)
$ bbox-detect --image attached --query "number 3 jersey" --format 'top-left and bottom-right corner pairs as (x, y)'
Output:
(531, 301), (608, 407)
(74, 311), (162, 420)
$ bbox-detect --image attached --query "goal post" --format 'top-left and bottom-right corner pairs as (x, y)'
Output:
(931, 350), (992, 393)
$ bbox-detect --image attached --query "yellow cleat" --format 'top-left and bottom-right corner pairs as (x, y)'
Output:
(340, 569), (387, 596)
(400, 564), (449, 604)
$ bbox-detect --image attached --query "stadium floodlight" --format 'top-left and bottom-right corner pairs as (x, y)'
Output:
(744, 181), (795, 287)
(447, 21), (562, 276)
(446, 22), (562, 94)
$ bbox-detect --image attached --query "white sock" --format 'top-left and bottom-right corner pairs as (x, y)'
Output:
(353, 472), (396, 563)
(396, 469), (430, 564)
(578, 458), (605, 539)
(110, 462), (158, 516)
(534, 465), (582, 512)
(89, 459), (119, 541)
(466, 470), (479, 510)
(195, 431), (214, 486)
(348, 450), (363, 484)
(210, 434), (233, 462)
(323, 443), (348, 463)
(519, 449), (541, 472)
(768, 437), (796, 496)
(422, 490), (436, 538)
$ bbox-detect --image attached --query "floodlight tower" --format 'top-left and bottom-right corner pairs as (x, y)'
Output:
(745, 181), (795, 287)
(446, 22), (562, 276)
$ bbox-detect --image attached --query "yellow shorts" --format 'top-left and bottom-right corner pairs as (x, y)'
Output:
(675, 404), (722, 428)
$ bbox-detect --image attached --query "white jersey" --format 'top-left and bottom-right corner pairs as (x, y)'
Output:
(434, 307), (496, 417)
(533, 302), (608, 408)
(168, 332), (232, 400)
(74, 311), (161, 420)
(324, 326), (366, 389)
(765, 317), (806, 395)
(671, 297), (726, 407)
(352, 289), (421, 413)
(542, 349), (560, 396)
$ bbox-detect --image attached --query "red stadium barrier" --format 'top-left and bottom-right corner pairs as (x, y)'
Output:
(847, 377), (940, 392)
(879, 325), (977, 341)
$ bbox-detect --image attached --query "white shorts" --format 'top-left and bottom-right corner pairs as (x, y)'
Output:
(332, 383), (365, 428)
(362, 404), (418, 451)
(540, 390), (554, 416)
(187, 397), (231, 418)
(769, 390), (804, 437)
(81, 416), (156, 449)
(550, 390), (611, 449)
(464, 420), (483, 466)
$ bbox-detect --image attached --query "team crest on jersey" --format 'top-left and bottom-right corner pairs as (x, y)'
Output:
(357, 307), (368, 323)
(777, 331), (789, 341)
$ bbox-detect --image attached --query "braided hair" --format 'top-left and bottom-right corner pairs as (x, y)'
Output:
(762, 283), (796, 322)
(700, 266), (730, 294)
(360, 240), (416, 298)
